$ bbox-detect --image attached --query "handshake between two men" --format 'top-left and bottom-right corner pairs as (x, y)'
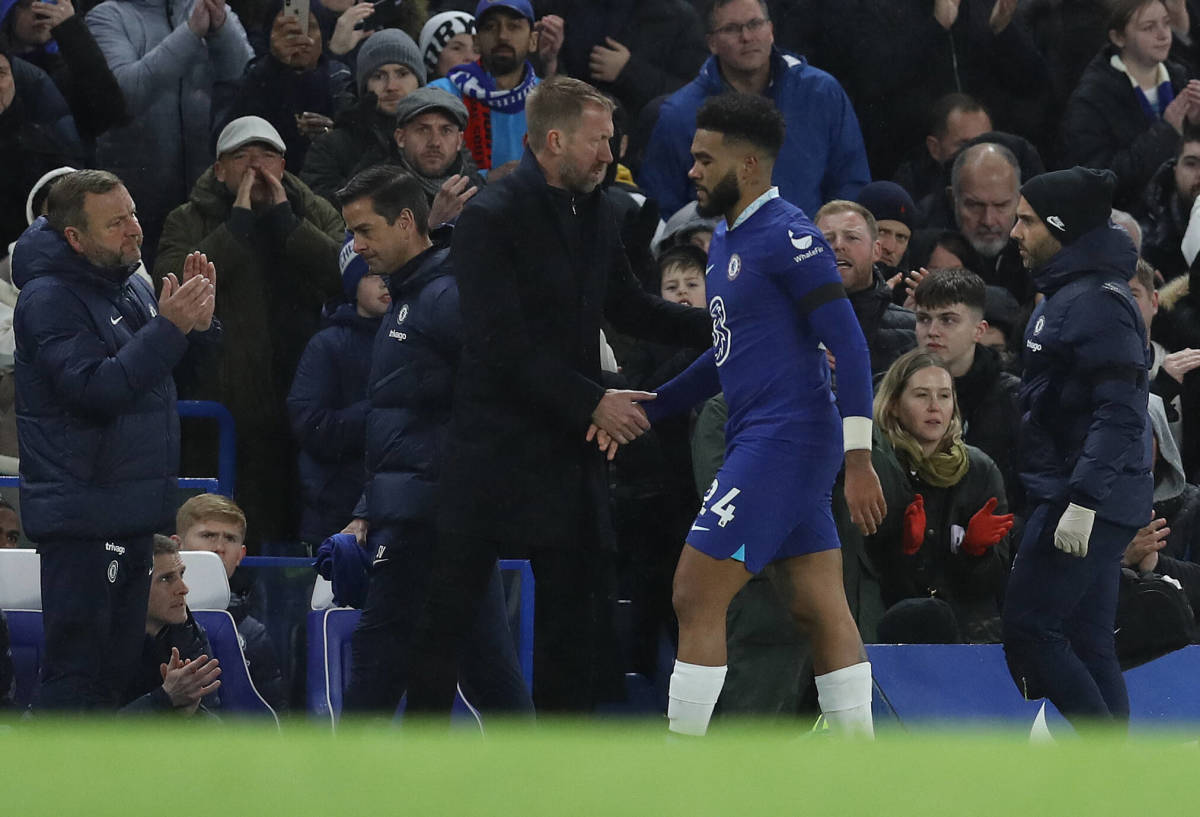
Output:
(586, 389), (657, 461)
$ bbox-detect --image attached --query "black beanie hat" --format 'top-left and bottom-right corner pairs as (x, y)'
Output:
(856, 181), (916, 229)
(1019, 166), (1116, 246)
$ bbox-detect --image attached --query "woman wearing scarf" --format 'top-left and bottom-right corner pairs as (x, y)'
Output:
(1062, 0), (1200, 210)
(865, 350), (1013, 645)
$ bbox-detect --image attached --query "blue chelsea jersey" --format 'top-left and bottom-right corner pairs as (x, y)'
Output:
(704, 189), (873, 443)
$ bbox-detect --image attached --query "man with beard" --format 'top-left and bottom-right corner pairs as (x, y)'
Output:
(1002, 167), (1152, 731)
(947, 142), (1035, 304)
(814, 200), (916, 378)
(621, 92), (884, 737)
(1141, 124), (1200, 280)
(370, 87), (486, 228)
(402, 76), (712, 716)
(431, 0), (562, 179)
(12, 169), (218, 710)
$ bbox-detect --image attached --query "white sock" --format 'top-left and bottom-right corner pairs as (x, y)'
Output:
(667, 660), (727, 737)
(815, 661), (874, 739)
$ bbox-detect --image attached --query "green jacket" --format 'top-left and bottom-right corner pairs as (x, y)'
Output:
(154, 168), (343, 426)
(866, 429), (1011, 642)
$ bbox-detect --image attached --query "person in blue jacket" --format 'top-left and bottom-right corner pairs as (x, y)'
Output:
(12, 169), (219, 711)
(638, 0), (870, 221)
(336, 165), (530, 717)
(1002, 166), (1153, 731)
(287, 237), (387, 547)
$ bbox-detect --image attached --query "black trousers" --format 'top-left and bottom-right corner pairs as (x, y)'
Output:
(407, 532), (621, 716)
(36, 536), (153, 711)
(342, 522), (532, 717)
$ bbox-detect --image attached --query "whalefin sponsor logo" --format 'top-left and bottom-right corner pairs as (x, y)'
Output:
(789, 230), (813, 250)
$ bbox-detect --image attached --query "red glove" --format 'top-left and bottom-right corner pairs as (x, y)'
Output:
(902, 494), (925, 555)
(962, 497), (1014, 556)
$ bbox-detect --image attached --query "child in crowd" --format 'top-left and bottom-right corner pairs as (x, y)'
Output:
(174, 494), (288, 712)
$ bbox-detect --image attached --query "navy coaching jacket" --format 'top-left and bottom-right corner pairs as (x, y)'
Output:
(363, 244), (460, 528)
(12, 218), (217, 541)
(1019, 223), (1153, 529)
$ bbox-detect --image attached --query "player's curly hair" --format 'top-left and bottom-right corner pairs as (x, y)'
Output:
(695, 93), (785, 158)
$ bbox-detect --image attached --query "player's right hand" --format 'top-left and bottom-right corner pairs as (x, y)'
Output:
(590, 389), (655, 445)
(845, 450), (886, 536)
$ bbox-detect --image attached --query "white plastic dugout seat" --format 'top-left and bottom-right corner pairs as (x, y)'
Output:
(0, 548), (43, 707)
(0, 548), (41, 609)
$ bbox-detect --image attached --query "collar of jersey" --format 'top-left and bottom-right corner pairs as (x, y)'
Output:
(729, 187), (779, 232)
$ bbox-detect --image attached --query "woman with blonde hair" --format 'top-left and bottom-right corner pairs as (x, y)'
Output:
(866, 349), (1013, 643)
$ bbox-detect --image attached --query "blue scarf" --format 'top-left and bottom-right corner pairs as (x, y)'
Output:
(446, 59), (538, 114)
(1135, 77), (1176, 122)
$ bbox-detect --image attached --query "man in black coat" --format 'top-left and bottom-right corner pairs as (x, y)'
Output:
(814, 200), (916, 378)
(404, 76), (711, 715)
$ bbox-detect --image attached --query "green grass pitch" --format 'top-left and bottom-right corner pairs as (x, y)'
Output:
(3, 719), (1199, 815)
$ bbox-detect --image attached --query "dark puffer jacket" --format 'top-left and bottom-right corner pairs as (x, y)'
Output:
(956, 343), (1023, 512)
(849, 268), (916, 377)
(363, 244), (459, 526)
(121, 609), (221, 713)
(300, 96), (395, 205)
(287, 301), (380, 543)
(1139, 156), (1191, 281)
(1020, 223), (1152, 527)
(11, 219), (217, 541)
(1062, 46), (1189, 210)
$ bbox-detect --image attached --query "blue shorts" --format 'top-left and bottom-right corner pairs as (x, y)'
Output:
(686, 439), (842, 574)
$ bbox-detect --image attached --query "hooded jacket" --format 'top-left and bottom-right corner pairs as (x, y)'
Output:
(639, 46), (870, 220)
(287, 301), (379, 543)
(1019, 223), (1152, 528)
(11, 219), (216, 541)
(363, 243), (459, 527)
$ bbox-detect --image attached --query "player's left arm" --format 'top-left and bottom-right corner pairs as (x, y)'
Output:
(771, 225), (884, 533)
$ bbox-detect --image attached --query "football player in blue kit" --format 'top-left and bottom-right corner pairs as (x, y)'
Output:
(591, 93), (886, 737)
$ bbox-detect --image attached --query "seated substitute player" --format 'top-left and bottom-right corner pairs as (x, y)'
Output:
(593, 93), (886, 738)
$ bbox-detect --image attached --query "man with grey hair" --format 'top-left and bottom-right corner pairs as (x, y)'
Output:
(949, 142), (1034, 304)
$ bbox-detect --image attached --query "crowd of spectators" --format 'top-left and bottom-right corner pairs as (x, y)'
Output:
(4, 0), (1200, 719)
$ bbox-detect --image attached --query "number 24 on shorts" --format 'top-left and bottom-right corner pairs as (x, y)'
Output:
(701, 480), (741, 528)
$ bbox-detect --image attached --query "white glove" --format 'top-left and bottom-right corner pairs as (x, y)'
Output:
(1182, 192), (1200, 266)
(1053, 503), (1096, 558)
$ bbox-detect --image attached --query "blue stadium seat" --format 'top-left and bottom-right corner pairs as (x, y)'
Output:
(192, 611), (279, 723)
(304, 606), (482, 730)
(5, 610), (42, 710)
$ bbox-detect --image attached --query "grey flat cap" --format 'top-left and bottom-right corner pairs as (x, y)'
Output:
(393, 86), (469, 129)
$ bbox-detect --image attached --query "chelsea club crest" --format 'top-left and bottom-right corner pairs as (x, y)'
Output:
(727, 254), (741, 281)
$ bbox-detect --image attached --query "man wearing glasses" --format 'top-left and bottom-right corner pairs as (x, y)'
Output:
(640, 0), (871, 221)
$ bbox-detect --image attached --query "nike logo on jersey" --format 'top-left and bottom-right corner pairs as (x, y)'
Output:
(789, 230), (813, 250)
(690, 524), (710, 532)
(705, 264), (715, 276)
(110, 315), (123, 326)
